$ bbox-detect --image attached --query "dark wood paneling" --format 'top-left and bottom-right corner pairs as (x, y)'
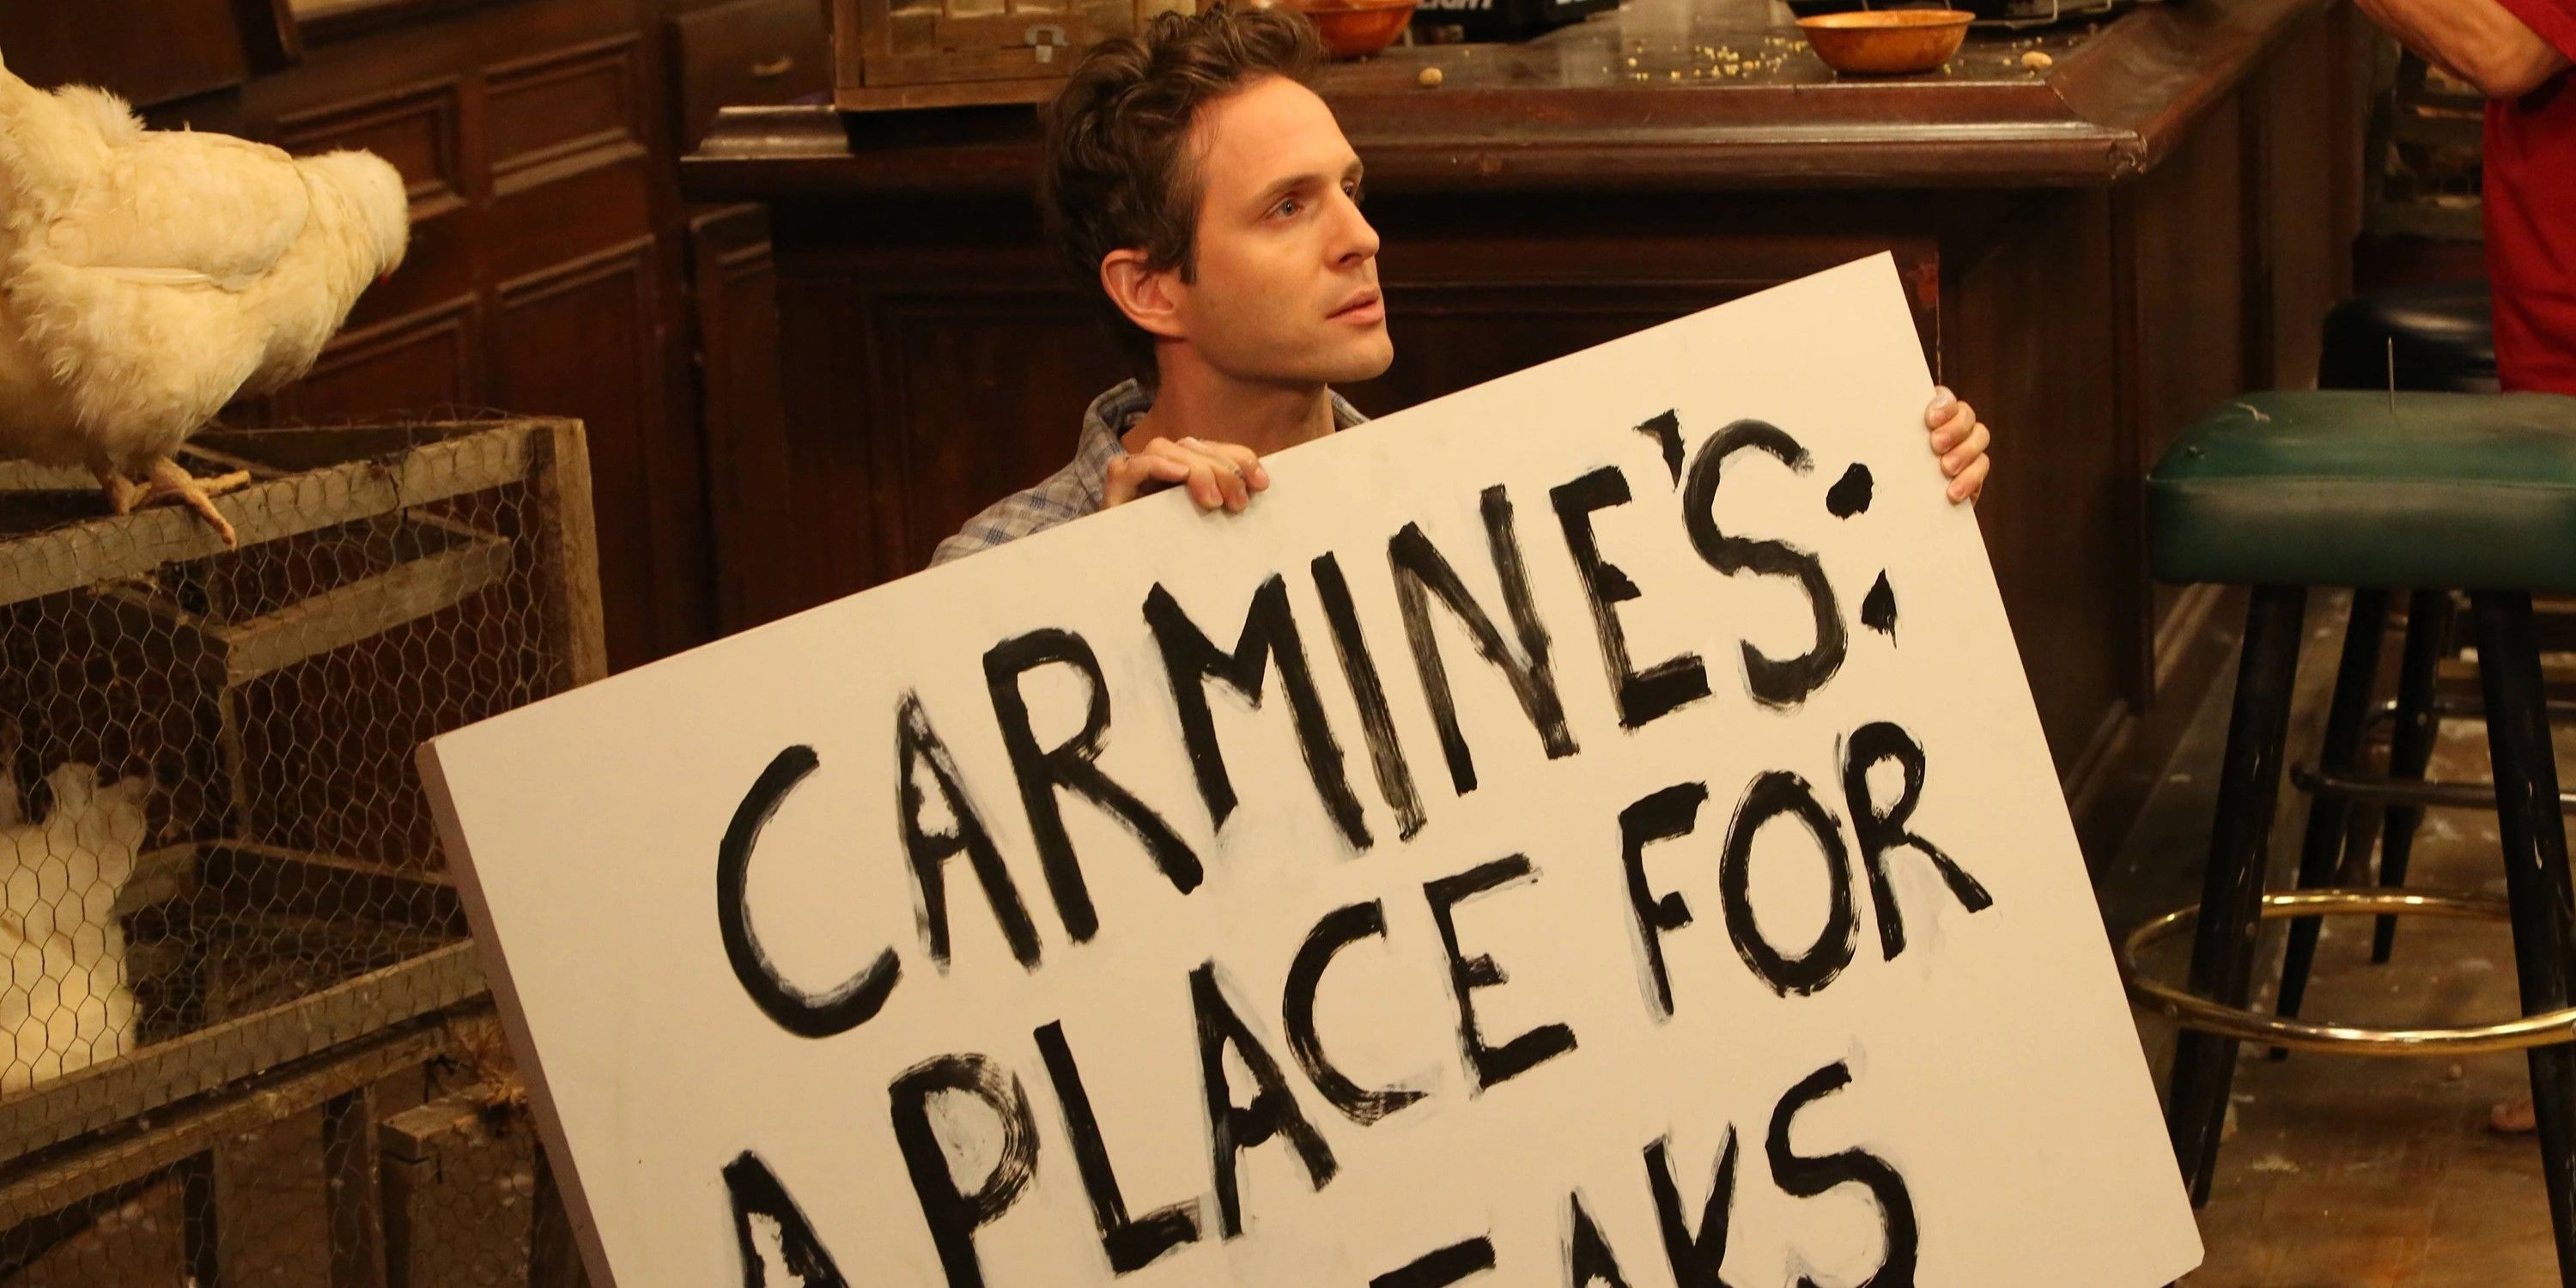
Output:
(1944, 189), (2125, 781)
(275, 298), (484, 422)
(487, 33), (647, 176)
(690, 208), (800, 633)
(496, 240), (691, 670)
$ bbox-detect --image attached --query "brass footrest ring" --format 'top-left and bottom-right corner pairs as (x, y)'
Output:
(2119, 889), (2576, 1057)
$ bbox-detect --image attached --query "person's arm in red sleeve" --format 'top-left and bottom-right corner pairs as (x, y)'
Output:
(2355, 0), (2573, 100)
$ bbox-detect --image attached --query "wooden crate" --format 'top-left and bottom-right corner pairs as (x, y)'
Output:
(833, 0), (1204, 110)
(0, 417), (605, 1165)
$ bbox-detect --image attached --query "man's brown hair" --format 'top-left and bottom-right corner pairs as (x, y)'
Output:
(1039, 4), (1324, 386)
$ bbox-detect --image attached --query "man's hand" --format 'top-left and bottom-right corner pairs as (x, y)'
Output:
(1104, 435), (1272, 513)
(1927, 386), (1991, 505)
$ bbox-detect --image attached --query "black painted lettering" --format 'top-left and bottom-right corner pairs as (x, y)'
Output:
(1766, 1060), (1918, 1288)
(1389, 487), (1579, 795)
(1566, 1189), (1635, 1287)
(1620, 782), (1708, 1020)
(724, 1151), (850, 1288)
(716, 745), (901, 1038)
(1842, 722), (1995, 959)
(984, 629), (1203, 943)
(1680, 421), (1847, 708)
(1645, 1131), (1741, 1288)
(1034, 1020), (1201, 1273)
(1146, 577), (1372, 849)
(1313, 552), (1428, 841)
(1192, 961), (1340, 1237)
(1285, 901), (1428, 1125)
(1425, 854), (1578, 1091)
(1551, 465), (1711, 729)
(887, 1054), (1040, 1288)
(1374, 1236), (1498, 1287)
(1718, 772), (1857, 998)
(898, 694), (1042, 970)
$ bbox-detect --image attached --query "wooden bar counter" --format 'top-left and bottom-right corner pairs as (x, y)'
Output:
(682, 0), (2367, 859)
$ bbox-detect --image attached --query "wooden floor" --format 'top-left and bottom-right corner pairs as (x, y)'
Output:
(2101, 595), (2569, 1286)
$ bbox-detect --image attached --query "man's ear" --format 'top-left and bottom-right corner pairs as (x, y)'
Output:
(1100, 249), (1188, 342)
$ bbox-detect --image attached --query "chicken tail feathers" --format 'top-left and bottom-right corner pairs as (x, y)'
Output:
(0, 67), (139, 218)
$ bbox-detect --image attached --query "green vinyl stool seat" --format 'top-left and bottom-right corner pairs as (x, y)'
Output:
(2148, 390), (2576, 593)
(2136, 387), (2576, 1287)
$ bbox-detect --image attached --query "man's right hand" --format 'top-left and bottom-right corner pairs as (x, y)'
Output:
(1104, 435), (1272, 513)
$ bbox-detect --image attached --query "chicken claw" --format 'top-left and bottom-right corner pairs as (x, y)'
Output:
(134, 459), (251, 547)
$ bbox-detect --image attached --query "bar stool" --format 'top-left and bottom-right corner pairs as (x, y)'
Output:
(2275, 282), (2499, 1024)
(2122, 389), (2576, 1282)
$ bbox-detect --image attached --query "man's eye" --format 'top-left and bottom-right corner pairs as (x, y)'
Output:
(1344, 180), (1365, 204)
(1272, 198), (1303, 219)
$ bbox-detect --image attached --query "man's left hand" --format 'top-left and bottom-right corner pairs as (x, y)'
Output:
(1927, 386), (1991, 505)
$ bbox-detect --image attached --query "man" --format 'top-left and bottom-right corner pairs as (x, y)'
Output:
(932, 4), (1992, 567)
(2360, 0), (2572, 394)
(2349, 0), (2572, 1135)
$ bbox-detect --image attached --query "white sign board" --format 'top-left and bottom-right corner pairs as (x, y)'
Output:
(422, 255), (2202, 1288)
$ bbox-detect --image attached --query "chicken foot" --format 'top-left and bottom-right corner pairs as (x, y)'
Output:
(97, 459), (251, 547)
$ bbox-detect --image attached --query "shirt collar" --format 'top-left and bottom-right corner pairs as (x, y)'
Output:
(1074, 379), (1371, 505)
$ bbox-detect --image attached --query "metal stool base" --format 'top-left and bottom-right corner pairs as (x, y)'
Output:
(2123, 888), (2576, 1056)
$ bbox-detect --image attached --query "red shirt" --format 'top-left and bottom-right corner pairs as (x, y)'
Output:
(2489, 0), (2576, 392)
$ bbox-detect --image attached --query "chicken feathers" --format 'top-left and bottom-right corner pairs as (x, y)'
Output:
(0, 763), (150, 1094)
(0, 44), (410, 544)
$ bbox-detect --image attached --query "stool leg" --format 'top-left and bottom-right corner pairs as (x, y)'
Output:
(2374, 588), (2453, 963)
(2470, 589), (2576, 1285)
(2274, 589), (2390, 1053)
(2168, 585), (2307, 1205)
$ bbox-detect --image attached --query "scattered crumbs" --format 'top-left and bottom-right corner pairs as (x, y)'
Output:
(2248, 1154), (2301, 1175)
(2021, 50), (2055, 70)
(1669, 69), (1681, 80)
(1417, 66), (1443, 87)
(2446, 1063), (2467, 1081)
(1626, 55), (1638, 66)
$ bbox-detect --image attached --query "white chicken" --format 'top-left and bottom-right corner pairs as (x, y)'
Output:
(0, 762), (150, 1095)
(0, 45), (410, 545)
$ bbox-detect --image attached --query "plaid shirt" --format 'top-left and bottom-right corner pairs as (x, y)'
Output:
(929, 379), (1370, 567)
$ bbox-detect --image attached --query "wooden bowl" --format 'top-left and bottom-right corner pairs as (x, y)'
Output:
(1795, 9), (1973, 75)
(1294, 0), (1419, 58)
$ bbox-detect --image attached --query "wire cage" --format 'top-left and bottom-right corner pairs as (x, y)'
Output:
(0, 418), (604, 1285)
(833, 0), (1203, 109)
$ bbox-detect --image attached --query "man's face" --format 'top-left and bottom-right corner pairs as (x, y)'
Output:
(1166, 76), (1392, 386)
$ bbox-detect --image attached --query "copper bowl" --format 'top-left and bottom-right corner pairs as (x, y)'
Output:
(1795, 9), (1973, 75)
(1294, 0), (1418, 58)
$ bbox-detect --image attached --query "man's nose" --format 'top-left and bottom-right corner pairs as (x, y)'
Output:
(1332, 191), (1381, 265)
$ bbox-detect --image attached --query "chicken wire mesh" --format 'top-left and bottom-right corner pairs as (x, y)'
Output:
(0, 417), (604, 1285)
